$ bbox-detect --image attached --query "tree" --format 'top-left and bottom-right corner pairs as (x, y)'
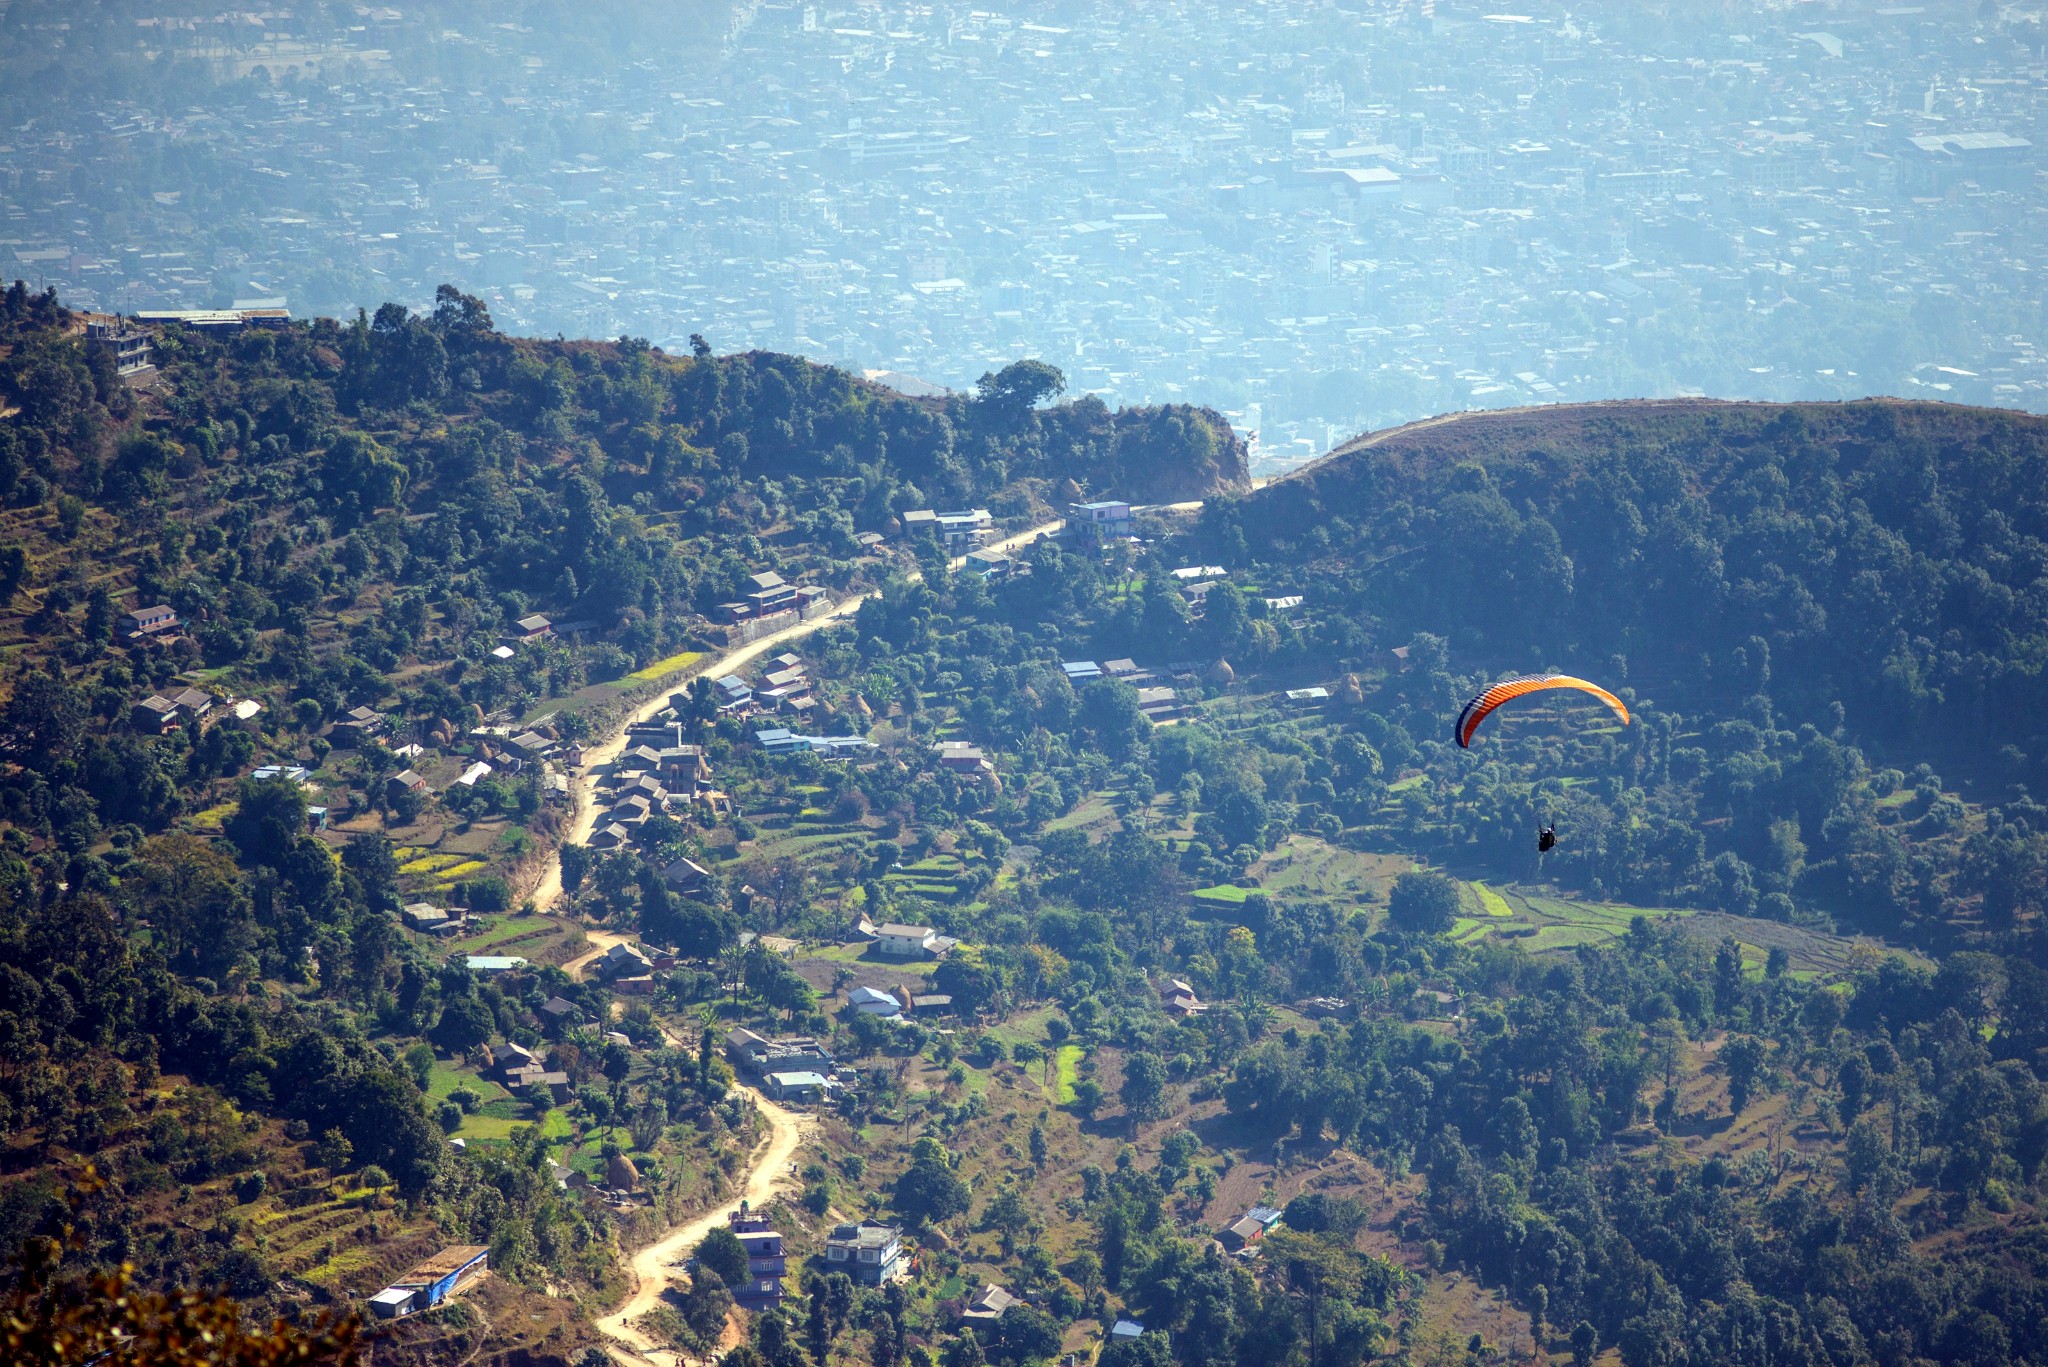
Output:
(1722, 1034), (1768, 1115)
(992, 1305), (1061, 1365)
(224, 777), (309, 869)
(125, 835), (252, 978)
(893, 1136), (969, 1226)
(431, 995), (494, 1054)
(4, 670), (86, 769)
(979, 1184), (1034, 1256)
(1120, 1051), (1168, 1123)
(1570, 1320), (1598, 1367)
(561, 842), (592, 894)
(1388, 871), (1459, 936)
(973, 360), (1065, 431)
(697, 1226), (751, 1291)
(683, 1268), (735, 1341)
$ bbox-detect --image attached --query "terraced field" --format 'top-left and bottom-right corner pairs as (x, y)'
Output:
(1251, 834), (1410, 902)
(1448, 884), (1924, 980)
(1450, 886), (1686, 953)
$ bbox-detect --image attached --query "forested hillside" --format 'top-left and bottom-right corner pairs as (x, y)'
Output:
(1197, 400), (2048, 950)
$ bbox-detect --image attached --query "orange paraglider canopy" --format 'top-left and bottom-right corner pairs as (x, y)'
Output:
(1454, 674), (1630, 749)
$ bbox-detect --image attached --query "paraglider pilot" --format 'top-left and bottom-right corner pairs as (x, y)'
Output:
(1537, 825), (1557, 854)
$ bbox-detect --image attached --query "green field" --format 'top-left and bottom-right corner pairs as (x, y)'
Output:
(1051, 1044), (1082, 1104)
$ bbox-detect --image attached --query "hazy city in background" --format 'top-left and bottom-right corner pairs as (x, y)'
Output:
(5, 0), (2046, 472)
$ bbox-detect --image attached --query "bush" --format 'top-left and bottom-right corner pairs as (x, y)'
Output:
(466, 875), (513, 912)
(234, 1171), (267, 1204)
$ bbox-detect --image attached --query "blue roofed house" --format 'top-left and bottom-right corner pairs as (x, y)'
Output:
(714, 675), (755, 712)
(367, 1245), (489, 1319)
(755, 727), (805, 754)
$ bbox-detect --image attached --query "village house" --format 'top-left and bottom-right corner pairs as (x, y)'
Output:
(824, 1222), (908, 1285)
(726, 1029), (834, 1076)
(505, 1065), (574, 1103)
(400, 902), (456, 935)
(660, 744), (713, 791)
(1160, 977), (1209, 1018)
(730, 1207), (786, 1308)
(904, 508), (994, 548)
(713, 675), (754, 712)
(387, 770), (428, 804)
(661, 856), (715, 897)
(764, 1069), (835, 1104)
(1103, 658), (1155, 684)
(169, 687), (215, 722)
(367, 1245), (489, 1320)
(487, 1041), (537, 1077)
(596, 942), (654, 980)
(848, 985), (906, 1019)
(961, 1283), (1020, 1322)
(1137, 686), (1184, 725)
(933, 740), (995, 778)
(512, 614), (552, 641)
(131, 694), (183, 734)
(506, 730), (552, 762)
(873, 923), (937, 958)
(1218, 1206), (1283, 1253)
(539, 996), (586, 1029)
(1065, 499), (1134, 542)
(119, 604), (179, 640)
(963, 548), (1012, 578)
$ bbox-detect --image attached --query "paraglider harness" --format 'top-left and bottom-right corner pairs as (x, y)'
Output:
(1537, 825), (1557, 854)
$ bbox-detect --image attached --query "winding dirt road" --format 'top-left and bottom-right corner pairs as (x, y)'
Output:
(544, 523), (1062, 1362)
(592, 1097), (814, 1367)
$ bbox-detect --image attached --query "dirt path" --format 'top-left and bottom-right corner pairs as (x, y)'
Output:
(541, 523), (1058, 1361)
(592, 1096), (814, 1367)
